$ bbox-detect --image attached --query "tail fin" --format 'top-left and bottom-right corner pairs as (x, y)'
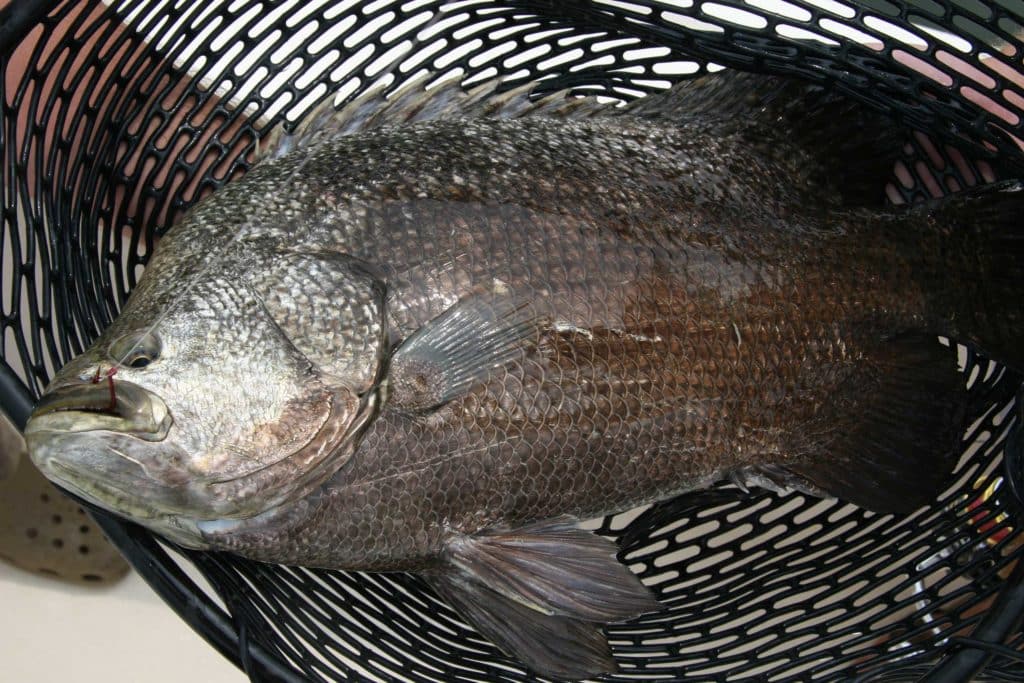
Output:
(927, 180), (1024, 371)
(752, 180), (1024, 515)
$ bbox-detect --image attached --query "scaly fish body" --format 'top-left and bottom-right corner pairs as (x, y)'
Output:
(196, 116), (936, 568)
(25, 73), (1024, 678)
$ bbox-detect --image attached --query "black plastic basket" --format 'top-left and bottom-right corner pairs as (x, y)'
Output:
(3, 0), (1024, 680)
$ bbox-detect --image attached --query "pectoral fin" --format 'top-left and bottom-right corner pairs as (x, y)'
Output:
(426, 517), (659, 680)
(388, 296), (538, 411)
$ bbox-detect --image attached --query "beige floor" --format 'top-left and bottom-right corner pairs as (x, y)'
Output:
(0, 561), (243, 682)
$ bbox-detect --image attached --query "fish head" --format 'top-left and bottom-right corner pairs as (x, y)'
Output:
(25, 267), (383, 548)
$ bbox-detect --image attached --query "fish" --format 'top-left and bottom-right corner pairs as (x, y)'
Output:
(22, 70), (1024, 679)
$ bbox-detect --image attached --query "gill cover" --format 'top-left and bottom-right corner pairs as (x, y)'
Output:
(200, 248), (389, 516)
(250, 249), (388, 395)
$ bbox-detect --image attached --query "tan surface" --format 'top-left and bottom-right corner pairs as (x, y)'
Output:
(0, 456), (129, 585)
(0, 409), (23, 480)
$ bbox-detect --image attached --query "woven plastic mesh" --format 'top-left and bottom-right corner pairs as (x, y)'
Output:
(3, 0), (1024, 680)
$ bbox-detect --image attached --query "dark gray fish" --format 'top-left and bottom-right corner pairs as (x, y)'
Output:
(24, 72), (1024, 678)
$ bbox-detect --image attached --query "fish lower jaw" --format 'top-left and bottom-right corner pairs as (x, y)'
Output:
(31, 456), (209, 548)
(31, 456), (152, 518)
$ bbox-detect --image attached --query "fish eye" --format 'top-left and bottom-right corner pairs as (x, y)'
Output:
(109, 331), (162, 369)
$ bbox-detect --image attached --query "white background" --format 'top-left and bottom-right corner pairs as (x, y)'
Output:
(0, 561), (242, 682)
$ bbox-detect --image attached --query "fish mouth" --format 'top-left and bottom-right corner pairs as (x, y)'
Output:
(25, 380), (173, 441)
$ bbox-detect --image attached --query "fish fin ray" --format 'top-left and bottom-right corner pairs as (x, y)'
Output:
(426, 517), (658, 679)
(925, 180), (1024, 371)
(388, 296), (539, 411)
(426, 571), (617, 680)
(781, 332), (973, 513)
(621, 70), (905, 207)
(257, 77), (608, 161)
(256, 76), (429, 161)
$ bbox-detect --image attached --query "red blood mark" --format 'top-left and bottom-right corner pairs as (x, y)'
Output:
(89, 366), (119, 413)
(88, 368), (118, 411)
(105, 367), (118, 413)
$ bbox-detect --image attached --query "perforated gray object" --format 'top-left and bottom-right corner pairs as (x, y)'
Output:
(2, 0), (1024, 681)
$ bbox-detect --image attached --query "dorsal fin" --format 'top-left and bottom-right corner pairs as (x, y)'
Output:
(618, 70), (907, 207)
(259, 68), (906, 208)
(257, 76), (608, 162)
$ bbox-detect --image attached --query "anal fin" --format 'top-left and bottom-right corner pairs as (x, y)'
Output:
(729, 463), (826, 498)
(778, 333), (972, 514)
(425, 517), (659, 680)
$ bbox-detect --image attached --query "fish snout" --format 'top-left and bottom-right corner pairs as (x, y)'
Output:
(25, 379), (173, 442)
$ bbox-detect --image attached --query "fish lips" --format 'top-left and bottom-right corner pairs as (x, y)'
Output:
(24, 381), (181, 521)
(25, 380), (173, 441)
